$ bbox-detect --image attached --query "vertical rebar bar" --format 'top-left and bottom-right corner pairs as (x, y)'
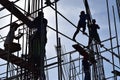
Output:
(112, 6), (120, 65)
(69, 53), (72, 80)
(116, 0), (120, 21)
(106, 0), (116, 80)
(54, 1), (62, 80)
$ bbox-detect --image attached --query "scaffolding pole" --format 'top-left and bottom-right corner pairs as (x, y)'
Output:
(106, 0), (116, 79)
(112, 6), (120, 65)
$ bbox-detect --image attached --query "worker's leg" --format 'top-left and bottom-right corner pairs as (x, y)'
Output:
(84, 71), (91, 80)
(82, 25), (86, 34)
(94, 34), (103, 47)
(95, 34), (101, 43)
(87, 35), (93, 47)
(11, 43), (21, 52)
(81, 22), (87, 35)
(4, 43), (21, 53)
(73, 29), (80, 41)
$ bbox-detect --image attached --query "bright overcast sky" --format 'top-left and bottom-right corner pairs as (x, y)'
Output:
(0, 0), (120, 80)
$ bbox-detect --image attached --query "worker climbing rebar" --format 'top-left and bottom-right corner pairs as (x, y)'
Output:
(30, 11), (48, 80)
(87, 19), (103, 47)
(73, 11), (88, 41)
(4, 22), (23, 53)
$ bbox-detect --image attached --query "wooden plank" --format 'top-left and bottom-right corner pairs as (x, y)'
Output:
(0, 48), (64, 70)
(0, 48), (33, 70)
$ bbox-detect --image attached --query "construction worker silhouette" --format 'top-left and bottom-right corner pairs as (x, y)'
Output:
(31, 11), (48, 57)
(82, 59), (91, 80)
(30, 11), (47, 80)
(73, 11), (88, 41)
(4, 22), (23, 53)
(88, 19), (103, 47)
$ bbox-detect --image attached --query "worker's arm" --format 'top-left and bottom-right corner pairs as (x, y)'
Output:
(97, 24), (100, 29)
(14, 33), (24, 40)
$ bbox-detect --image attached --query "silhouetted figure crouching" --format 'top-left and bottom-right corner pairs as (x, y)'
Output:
(4, 22), (23, 53)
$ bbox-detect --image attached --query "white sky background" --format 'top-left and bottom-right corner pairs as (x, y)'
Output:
(0, 0), (120, 80)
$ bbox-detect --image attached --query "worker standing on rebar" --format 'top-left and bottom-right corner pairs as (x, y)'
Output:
(45, 0), (53, 6)
(82, 58), (91, 80)
(87, 19), (103, 47)
(73, 11), (88, 41)
(30, 11), (47, 80)
(4, 22), (23, 53)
